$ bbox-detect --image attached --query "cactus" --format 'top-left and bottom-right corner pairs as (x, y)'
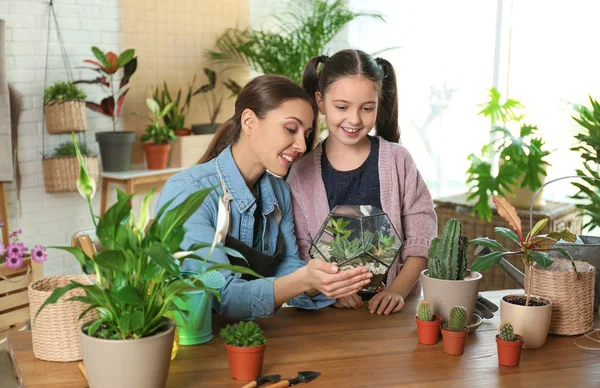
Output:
(499, 322), (517, 341)
(417, 300), (433, 322)
(447, 306), (468, 331)
(427, 219), (469, 280)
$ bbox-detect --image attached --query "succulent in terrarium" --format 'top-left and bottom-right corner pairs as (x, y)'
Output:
(310, 205), (403, 295)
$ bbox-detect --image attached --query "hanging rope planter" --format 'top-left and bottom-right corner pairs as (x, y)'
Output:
(41, 1), (98, 194)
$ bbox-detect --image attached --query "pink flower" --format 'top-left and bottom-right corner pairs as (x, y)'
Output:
(31, 245), (48, 263)
(6, 242), (26, 258)
(6, 254), (23, 269)
(9, 229), (22, 239)
(0, 242), (5, 256)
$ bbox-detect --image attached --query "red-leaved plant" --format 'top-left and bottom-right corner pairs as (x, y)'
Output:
(75, 47), (137, 132)
(470, 196), (577, 306)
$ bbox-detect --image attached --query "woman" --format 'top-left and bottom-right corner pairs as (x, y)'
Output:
(157, 75), (372, 320)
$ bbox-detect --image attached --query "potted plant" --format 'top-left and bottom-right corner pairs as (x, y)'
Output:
(42, 140), (99, 193)
(441, 305), (469, 355)
(466, 87), (551, 221)
(470, 196), (577, 348)
(496, 322), (524, 367)
(36, 134), (257, 388)
(43, 81), (87, 134)
(75, 46), (137, 172)
(152, 81), (195, 136)
(415, 299), (442, 345)
(571, 95), (600, 230)
(0, 224), (45, 329)
(220, 321), (267, 381)
(140, 98), (175, 170)
(420, 219), (482, 323)
(191, 68), (240, 135)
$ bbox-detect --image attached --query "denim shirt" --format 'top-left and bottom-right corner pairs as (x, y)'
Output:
(156, 146), (334, 320)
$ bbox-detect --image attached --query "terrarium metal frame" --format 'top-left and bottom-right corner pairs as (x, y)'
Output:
(309, 205), (403, 295)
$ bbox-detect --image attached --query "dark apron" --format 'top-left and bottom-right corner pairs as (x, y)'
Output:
(218, 179), (283, 280)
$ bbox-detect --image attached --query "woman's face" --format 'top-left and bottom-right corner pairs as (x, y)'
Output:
(248, 98), (314, 177)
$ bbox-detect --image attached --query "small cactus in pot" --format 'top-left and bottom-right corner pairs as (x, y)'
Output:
(415, 299), (442, 345)
(441, 305), (469, 355)
(496, 321), (524, 367)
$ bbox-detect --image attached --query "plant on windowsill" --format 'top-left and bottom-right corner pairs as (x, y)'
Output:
(220, 321), (267, 381)
(36, 133), (258, 388)
(466, 87), (551, 221)
(75, 46), (138, 172)
(43, 81), (88, 134)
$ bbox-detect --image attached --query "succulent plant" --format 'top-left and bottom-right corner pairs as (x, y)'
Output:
(329, 236), (362, 261)
(417, 300), (433, 322)
(428, 219), (469, 280)
(325, 217), (352, 239)
(447, 306), (468, 332)
(220, 321), (266, 347)
(499, 322), (518, 341)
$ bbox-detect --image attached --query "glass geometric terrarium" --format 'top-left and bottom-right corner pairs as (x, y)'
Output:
(309, 205), (403, 296)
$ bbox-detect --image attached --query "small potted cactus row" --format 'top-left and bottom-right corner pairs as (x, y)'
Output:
(415, 299), (443, 345)
(220, 321), (267, 381)
(496, 322), (524, 367)
(441, 305), (469, 355)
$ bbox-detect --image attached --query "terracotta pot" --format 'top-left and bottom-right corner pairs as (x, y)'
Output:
(415, 315), (443, 345)
(144, 143), (172, 170)
(496, 334), (524, 367)
(224, 343), (266, 381)
(174, 128), (191, 136)
(441, 327), (468, 355)
(420, 269), (482, 323)
(79, 318), (174, 388)
(500, 294), (552, 349)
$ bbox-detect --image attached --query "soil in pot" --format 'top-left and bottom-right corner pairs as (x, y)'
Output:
(503, 294), (549, 307)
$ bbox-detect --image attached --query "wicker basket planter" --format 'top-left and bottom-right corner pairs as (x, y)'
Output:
(44, 100), (87, 134)
(526, 259), (595, 335)
(28, 275), (97, 362)
(42, 155), (99, 193)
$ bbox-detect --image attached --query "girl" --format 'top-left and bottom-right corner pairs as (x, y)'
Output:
(156, 75), (373, 321)
(287, 50), (437, 315)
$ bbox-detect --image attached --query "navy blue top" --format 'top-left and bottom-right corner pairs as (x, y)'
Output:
(322, 136), (382, 211)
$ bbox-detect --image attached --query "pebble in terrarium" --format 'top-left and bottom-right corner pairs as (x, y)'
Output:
(310, 205), (403, 296)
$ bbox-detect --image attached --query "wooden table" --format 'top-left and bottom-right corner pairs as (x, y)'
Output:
(7, 290), (600, 387)
(100, 166), (184, 215)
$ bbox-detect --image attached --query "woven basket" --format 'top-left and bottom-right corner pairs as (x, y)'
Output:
(42, 156), (99, 193)
(29, 275), (97, 362)
(526, 259), (595, 335)
(44, 100), (87, 134)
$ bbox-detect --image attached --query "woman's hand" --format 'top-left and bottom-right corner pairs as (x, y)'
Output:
(304, 259), (372, 299)
(368, 290), (404, 315)
(333, 294), (363, 309)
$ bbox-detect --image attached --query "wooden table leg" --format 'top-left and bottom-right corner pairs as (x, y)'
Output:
(100, 178), (109, 216)
(0, 182), (9, 245)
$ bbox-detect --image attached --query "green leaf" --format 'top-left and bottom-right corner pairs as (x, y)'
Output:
(530, 251), (552, 267)
(471, 251), (509, 271)
(35, 281), (84, 319)
(527, 218), (548, 241)
(112, 286), (145, 306)
(187, 242), (245, 259)
(204, 263), (262, 279)
(158, 186), (215, 240)
(137, 188), (156, 233)
(145, 245), (179, 276)
(546, 229), (577, 243)
(91, 46), (108, 66)
(469, 237), (507, 252)
(87, 319), (104, 336)
(494, 227), (520, 245)
(119, 310), (144, 332)
(116, 49), (135, 67)
(50, 246), (94, 268)
(146, 98), (160, 115)
(94, 250), (128, 273)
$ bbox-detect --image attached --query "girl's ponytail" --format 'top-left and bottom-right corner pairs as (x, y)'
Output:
(302, 55), (328, 100)
(375, 57), (400, 143)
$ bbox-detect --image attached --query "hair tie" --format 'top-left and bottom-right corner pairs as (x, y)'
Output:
(375, 57), (384, 66)
(320, 55), (329, 63)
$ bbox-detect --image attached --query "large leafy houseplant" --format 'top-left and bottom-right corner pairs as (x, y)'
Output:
(36, 134), (257, 340)
(206, 0), (384, 85)
(571, 96), (600, 231)
(470, 196), (576, 306)
(466, 87), (551, 221)
(75, 47), (137, 132)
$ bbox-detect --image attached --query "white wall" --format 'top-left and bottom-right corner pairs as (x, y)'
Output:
(3, 0), (122, 276)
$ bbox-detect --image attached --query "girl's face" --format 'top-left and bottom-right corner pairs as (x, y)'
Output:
(247, 98), (314, 177)
(317, 75), (378, 147)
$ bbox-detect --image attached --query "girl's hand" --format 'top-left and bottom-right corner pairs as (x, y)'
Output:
(305, 259), (372, 299)
(333, 294), (363, 309)
(368, 290), (404, 315)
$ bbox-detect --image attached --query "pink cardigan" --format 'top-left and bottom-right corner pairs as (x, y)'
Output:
(286, 136), (437, 291)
